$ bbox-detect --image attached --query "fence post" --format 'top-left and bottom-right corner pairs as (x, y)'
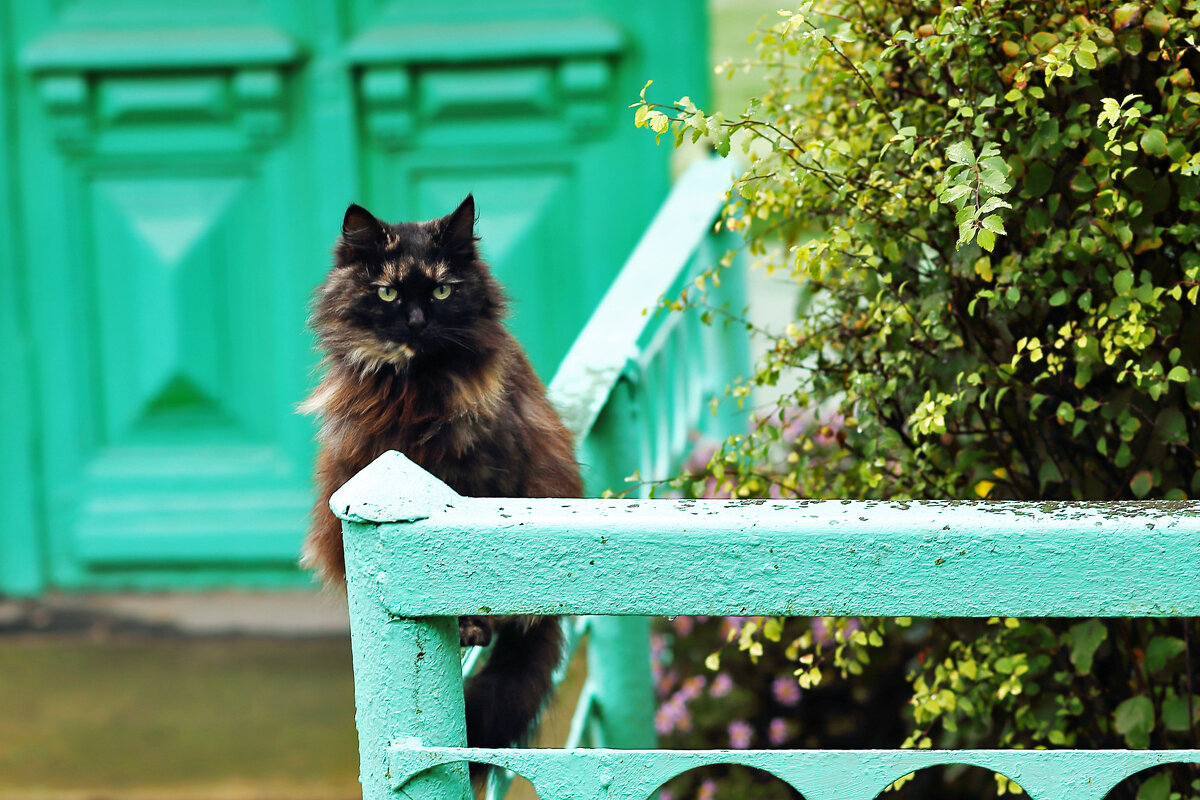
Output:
(587, 616), (657, 747)
(579, 377), (658, 747)
(336, 455), (471, 800)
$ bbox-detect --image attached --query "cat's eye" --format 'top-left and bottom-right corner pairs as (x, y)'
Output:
(377, 286), (398, 302)
(432, 284), (453, 300)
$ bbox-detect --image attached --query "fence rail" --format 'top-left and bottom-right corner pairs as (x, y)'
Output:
(386, 746), (1200, 800)
(337, 451), (1200, 800)
(334, 460), (1200, 618)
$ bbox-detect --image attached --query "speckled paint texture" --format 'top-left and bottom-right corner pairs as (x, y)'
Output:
(338, 452), (1200, 800)
(335, 452), (1200, 619)
(389, 746), (1200, 800)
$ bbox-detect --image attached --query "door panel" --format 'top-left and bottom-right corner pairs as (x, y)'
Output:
(16, 5), (314, 587)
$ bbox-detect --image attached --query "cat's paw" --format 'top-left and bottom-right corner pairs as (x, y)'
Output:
(459, 616), (492, 647)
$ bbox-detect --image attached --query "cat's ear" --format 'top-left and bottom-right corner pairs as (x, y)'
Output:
(436, 194), (478, 258)
(340, 204), (387, 254)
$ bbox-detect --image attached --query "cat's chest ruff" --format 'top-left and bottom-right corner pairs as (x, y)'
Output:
(391, 366), (510, 457)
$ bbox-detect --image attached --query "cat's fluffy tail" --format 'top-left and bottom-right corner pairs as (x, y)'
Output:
(464, 615), (564, 760)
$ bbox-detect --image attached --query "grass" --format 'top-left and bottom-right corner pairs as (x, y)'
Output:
(0, 636), (360, 799)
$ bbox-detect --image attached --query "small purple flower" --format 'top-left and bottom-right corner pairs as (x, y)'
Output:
(656, 668), (679, 697)
(768, 717), (789, 746)
(659, 790), (674, 800)
(728, 719), (753, 749)
(709, 672), (734, 697)
(697, 779), (718, 800)
(650, 634), (667, 684)
(657, 691), (695, 735)
(772, 675), (801, 707)
(654, 706), (673, 735)
(680, 675), (707, 700)
(673, 616), (695, 636)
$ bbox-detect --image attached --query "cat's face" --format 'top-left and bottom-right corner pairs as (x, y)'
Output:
(313, 196), (506, 373)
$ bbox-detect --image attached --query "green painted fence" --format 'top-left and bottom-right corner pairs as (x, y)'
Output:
(0, 0), (708, 593)
(337, 458), (1200, 800)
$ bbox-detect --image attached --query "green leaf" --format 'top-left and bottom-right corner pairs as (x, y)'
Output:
(1141, 128), (1168, 157)
(1113, 695), (1154, 748)
(977, 228), (996, 252)
(1038, 460), (1063, 488)
(1114, 269), (1134, 294)
(1162, 694), (1194, 732)
(1143, 9), (1170, 38)
(1145, 635), (1186, 672)
(1167, 365), (1190, 383)
(958, 221), (977, 248)
(1130, 469), (1154, 498)
(1066, 619), (1107, 674)
(980, 215), (1006, 234)
(979, 171), (1012, 194)
(978, 196), (1013, 215)
(1157, 407), (1188, 445)
(1049, 289), (1068, 306)
(1137, 773), (1170, 800)
(1024, 162), (1053, 196)
(946, 141), (976, 165)
(1075, 49), (1097, 70)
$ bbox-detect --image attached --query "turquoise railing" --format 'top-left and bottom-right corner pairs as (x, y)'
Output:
(336, 453), (1200, 800)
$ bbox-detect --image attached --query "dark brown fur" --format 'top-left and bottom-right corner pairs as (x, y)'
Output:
(302, 196), (581, 756)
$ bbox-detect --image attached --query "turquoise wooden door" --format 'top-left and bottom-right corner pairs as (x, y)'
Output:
(4, 0), (707, 591)
(0, 7), (43, 595)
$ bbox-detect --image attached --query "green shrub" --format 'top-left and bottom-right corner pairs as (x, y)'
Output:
(636, 1), (1200, 796)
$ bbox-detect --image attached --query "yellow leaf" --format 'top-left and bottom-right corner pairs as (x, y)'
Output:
(974, 257), (994, 282)
(975, 480), (996, 498)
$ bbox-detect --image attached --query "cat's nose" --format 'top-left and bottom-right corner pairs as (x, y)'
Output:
(407, 306), (427, 333)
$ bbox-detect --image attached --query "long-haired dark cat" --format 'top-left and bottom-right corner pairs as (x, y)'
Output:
(301, 196), (582, 758)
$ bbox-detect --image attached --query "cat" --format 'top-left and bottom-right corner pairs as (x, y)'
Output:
(301, 195), (583, 757)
